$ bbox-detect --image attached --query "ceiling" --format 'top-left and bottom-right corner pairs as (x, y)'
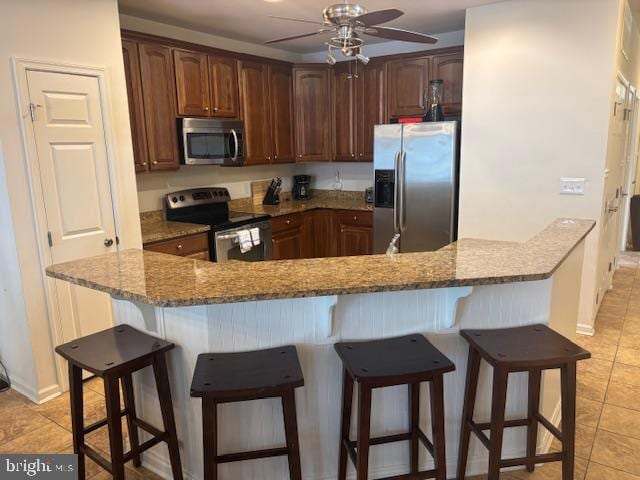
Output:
(118, 0), (503, 53)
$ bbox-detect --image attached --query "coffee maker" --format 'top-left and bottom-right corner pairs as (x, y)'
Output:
(293, 175), (311, 200)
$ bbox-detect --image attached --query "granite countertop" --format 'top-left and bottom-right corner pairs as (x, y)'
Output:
(140, 211), (210, 245)
(46, 219), (595, 307)
(229, 190), (372, 217)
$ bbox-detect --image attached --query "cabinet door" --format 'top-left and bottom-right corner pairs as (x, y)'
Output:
(269, 64), (295, 164)
(313, 209), (337, 258)
(357, 63), (385, 162)
(337, 211), (373, 256)
(139, 43), (180, 170)
(431, 51), (464, 115)
(209, 55), (239, 118)
(334, 63), (356, 162)
(238, 60), (272, 165)
(174, 49), (211, 117)
(122, 40), (149, 173)
(272, 227), (304, 260)
(293, 66), (332, 162)
(386, 57), (430, 118)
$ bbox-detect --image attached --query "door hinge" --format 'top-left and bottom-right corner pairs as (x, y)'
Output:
(47, 231), (53, 247)
(29, 103), (37, 122)
(115, 236), (120, 246)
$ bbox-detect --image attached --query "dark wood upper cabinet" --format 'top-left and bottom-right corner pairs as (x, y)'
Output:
(122, 40), (149, 173)
(386, 57), (430, 118)
(268, 64), (295, 164)
(357, 62), (385, 161)
(431, 51), (464, 115)
(138, 42), (180, 170)
(208, 55), (239, 118)
(174, 49), (211, 117)
(238, 60), (272, 165)
(293, 66), (332, 162)
(333, 63), (356, 162)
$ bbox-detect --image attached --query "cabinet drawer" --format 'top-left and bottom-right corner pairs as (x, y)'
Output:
(336, 210), (372, 227)
(271, 213), (304, 233)
(145, 233), (209, 257)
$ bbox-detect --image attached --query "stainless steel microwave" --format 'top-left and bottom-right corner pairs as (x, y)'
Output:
(179, 118), (244, 166)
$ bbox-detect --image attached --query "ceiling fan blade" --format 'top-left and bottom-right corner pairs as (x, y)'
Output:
(268, 15), (324, 26)
(264, 31), (325, 45)
(364, 26), (438, 44)
(353, 8), (404, 27)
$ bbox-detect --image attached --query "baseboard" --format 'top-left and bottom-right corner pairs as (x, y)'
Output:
(3, 374), (61, 404)
(576, 323), (595, 336)
(37, 384), (62, 404)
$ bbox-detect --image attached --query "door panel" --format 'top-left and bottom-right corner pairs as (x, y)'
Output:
(209, 55), (239, 118)
(334, 63), (356, 162)
(358, 63), (385, 161)
(269, 64), (295, 163)
(139, 43), (180, 170)
(174, 49), (211, 117)
(238, 60), (272, 165)
(26, 69), (115, 342)
(387, 57), (429, 118)
(121, 40), (149, 172)
(431, 52), (464, 115)
(401, 122), (457, 252)
(293, 66), (332, 162)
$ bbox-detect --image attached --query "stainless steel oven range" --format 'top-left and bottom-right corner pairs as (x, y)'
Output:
(164, 188), (272, 262)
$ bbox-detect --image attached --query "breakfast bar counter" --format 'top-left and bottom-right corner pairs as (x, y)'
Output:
(46, 219), (594, 480)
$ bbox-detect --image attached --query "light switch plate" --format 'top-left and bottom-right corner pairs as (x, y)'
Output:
(560, 177), (586, 195)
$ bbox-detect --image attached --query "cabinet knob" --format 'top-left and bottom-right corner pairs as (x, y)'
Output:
(359, 153), (364, 157)
(204, 106), (209, 111)
(351, 153), (355, 158)
(353, 216), (358, 220)
(285, 220), (291, 225)
(141, 162), (147, 166)
(341, 229), (344, 233)
(274, 154), (278, 160)
(299, 154), (303, 158)
(152, 160), (158, 165)
(177, 244), (183, 251)
(267, 156), (271, 160)
(213, 106), (218, 112)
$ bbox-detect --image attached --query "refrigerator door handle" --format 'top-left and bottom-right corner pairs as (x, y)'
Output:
(393, 151), (401, 234)
(400, 151), (407, 232)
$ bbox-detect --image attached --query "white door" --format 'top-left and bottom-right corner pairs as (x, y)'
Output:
(26, 69), (116, 344)
(620, 89), (640, 251)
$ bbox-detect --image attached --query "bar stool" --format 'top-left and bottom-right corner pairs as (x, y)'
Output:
(334, 334), (456, 480)
(457, 324), (591, 480)
(190, 345), (304, 480)
(55, 325), (183, 480)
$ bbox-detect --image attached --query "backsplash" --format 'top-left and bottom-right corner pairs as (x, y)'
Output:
(136, 162), (373, 212)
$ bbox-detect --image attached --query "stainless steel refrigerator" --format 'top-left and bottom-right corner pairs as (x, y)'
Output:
(373, 121), (459, 254)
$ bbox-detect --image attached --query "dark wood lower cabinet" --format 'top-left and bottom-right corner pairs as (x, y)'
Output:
(144, 232), (210, 260)
(271, 209), (371, 260)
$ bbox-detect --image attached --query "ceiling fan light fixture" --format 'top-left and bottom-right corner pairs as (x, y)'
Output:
(326, 50), (337, 65)
(355, 52), (370, 65)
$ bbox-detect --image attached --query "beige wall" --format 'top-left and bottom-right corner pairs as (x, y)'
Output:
(0, 0), (140, 400)
(459, 0), (620, 333)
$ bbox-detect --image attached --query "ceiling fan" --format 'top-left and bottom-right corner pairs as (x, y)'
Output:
(265, 3), (438, 64)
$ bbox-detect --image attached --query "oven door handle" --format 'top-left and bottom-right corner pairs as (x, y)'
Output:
(216, 232), (238, 241)
(230, 129), (239, 163)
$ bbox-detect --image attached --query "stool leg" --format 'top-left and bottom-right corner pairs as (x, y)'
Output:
(456, 347), (481, 480)
(68, 365), (85, 480)
(121, 374), (141, 467)
(488, 367), (509, 480)
(202, 397), (217, 480)
(282, 389), (303, 480)
(561, 362), (577, 480)
(338, 368), (354, 480)
(153, 355), (183, 480)
(409, 382), (420, 473)
(104, 375), (125, 480)
(526, 369), (542, 472)
(430, 375), (447, 480)
(356, 383), (372, 480)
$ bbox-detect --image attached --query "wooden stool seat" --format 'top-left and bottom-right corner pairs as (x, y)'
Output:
(191, 345), (304, 480)
(55, 325), (182, 480)
(334, 334), (455, 384)
(461, 325), (590, 369)
(457, 324), (591, 480)
(335, 334), (455, 480)
(56, 325), (173, 375)
(190, 346), (304, 401)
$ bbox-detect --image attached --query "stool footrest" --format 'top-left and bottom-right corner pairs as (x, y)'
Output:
(216, 446), (289, 464)
(83, 408), (128, 435)
(500, 452), (563, 468)
(377, 469), (439, 480)
(132, 417), (168, 441)
(81, 444), (112, 474)
(474, 418), (529, 431)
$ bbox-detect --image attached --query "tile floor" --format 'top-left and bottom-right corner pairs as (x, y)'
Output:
(1, 254), (640, 479)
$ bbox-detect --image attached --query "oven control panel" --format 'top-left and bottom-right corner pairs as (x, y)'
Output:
(165, 188), (230, 209)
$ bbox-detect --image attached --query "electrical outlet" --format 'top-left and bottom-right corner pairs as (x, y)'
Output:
(560, 177), (586, 195)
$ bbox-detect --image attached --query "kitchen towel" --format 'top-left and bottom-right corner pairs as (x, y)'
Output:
(249, 227), (260, 246)
(237, 229), (252, 253)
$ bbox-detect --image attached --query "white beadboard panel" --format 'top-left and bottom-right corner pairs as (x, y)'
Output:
(109, 273), (572, 480)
